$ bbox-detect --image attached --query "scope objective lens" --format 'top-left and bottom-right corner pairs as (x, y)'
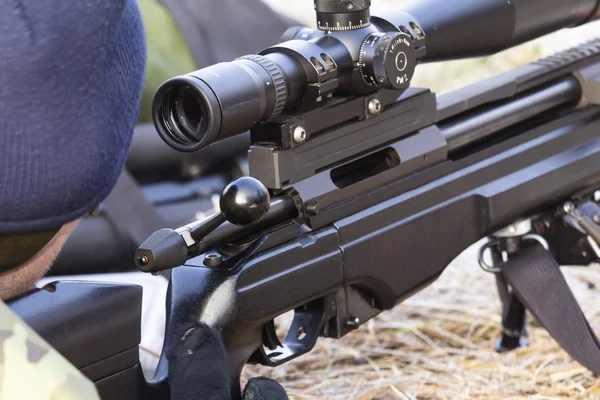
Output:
(153, 54), (299, 152)
(175, 86), (205, 139)
(164, 85), (209, 144)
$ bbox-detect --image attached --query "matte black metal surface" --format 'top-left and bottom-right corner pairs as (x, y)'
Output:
(95, 364), (142, 400)
(235, 228), (343, 320)
(8, 282), (142, 370)
(192, 194), (299, 256)
(399, 0), (600, 61)
(81, 348), (140, 382)
(153, 227), (343, 398)
(135, 228), (189, 273)
(220, 177), (271, 226)
(156, 105), (600, 399)
(290, 124), (447, 209)
(167, 42), (600, 262)
(443, 77), (582, 152)
(248, 88), (436, 189)
(436, 39), (600, 121)
(336, 109), (600, 306)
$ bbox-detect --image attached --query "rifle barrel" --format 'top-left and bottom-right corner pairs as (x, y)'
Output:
(401, 0), (600, 61)
(442, 77), (582, 152)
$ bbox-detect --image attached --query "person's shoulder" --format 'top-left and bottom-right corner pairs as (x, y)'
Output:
(0, 301), (100, 400)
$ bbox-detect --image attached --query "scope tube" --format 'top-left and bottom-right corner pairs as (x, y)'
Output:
(153, 52), (306, 152)
(399, 0), (600, 61)
(441, 76), (582, 152)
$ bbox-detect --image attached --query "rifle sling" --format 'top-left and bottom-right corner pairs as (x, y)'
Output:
(103, 169), (166, 247)
(502, 245), (600, 373)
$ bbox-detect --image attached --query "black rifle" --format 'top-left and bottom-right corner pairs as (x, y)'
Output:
(10, 0), (600, 399)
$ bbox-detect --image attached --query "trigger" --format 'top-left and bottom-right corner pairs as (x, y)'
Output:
(262, 320), (282, 351)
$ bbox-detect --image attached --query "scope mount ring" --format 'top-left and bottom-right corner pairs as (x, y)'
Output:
(477, 234), (550, 274)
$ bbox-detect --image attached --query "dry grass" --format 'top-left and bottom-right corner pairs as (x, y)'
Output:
(244, 245), (600, 399)
(247, 3), (600, 398)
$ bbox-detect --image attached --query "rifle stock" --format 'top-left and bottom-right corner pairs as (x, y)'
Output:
(153, 41), (600, 397)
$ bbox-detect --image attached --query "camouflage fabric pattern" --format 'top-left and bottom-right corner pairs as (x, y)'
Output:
(0, 301), (100, 400)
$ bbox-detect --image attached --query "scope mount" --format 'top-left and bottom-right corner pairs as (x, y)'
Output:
(250, 10), (427, 190)
(143, 5), (428, 272)
(315, 0), (371, 31)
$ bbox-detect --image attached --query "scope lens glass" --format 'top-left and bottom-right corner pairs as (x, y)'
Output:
(166, 85), (209, 144)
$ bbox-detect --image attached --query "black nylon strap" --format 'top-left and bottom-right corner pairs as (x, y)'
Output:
(103, 169), (166, 246)
(502, 245), (600, 373)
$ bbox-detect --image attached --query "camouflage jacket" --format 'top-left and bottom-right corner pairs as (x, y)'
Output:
(0, 301), (100, 400)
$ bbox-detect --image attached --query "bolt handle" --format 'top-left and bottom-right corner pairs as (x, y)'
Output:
(135, 228), (188, 272)
(219, 176), (271, 226)
(189, 176), (271, 240)
(135, 176), (271, 273)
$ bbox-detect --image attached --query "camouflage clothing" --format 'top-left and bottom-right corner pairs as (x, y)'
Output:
(0, 301), (100, 400)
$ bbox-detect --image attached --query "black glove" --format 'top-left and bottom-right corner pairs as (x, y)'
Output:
(168, 322), (288, 400)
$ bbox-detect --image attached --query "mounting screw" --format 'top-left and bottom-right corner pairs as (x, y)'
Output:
(594, 191), (600, 203)
(343, 317), (360, 330)
(367, 98), (382, 115)
(293, 126), (307, 143)
(204, 253), (223, 267)
(306, 202), (320, 215)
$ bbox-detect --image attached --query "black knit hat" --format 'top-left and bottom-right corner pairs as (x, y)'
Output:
(0, 0), (146, 235)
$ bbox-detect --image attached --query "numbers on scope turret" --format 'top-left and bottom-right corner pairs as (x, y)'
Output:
(317, 19), (370, 31)
(358, 35), (380, 87)
(358, 32), (417, 90)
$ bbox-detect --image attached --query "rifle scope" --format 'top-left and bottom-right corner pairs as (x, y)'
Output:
(153, 0), (599, 153)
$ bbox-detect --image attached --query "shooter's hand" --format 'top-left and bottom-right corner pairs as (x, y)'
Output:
(168, 322), (289, 400)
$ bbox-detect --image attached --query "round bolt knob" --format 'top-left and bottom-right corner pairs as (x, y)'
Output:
(220, 177), (270, 226)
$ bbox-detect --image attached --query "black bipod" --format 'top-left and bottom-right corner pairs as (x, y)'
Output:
(477, 219), (549, 353)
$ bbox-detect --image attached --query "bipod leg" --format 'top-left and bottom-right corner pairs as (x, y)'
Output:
(479, 220), (539, 353)
(488, 246), (528, 352)
(496, 277), (528, 352)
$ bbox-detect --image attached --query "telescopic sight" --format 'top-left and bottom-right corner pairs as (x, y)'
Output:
(152, 53), (300, 153)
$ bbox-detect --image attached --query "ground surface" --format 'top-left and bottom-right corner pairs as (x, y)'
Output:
(245, 2), (600, 399)
(244, 245), (600, 400)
